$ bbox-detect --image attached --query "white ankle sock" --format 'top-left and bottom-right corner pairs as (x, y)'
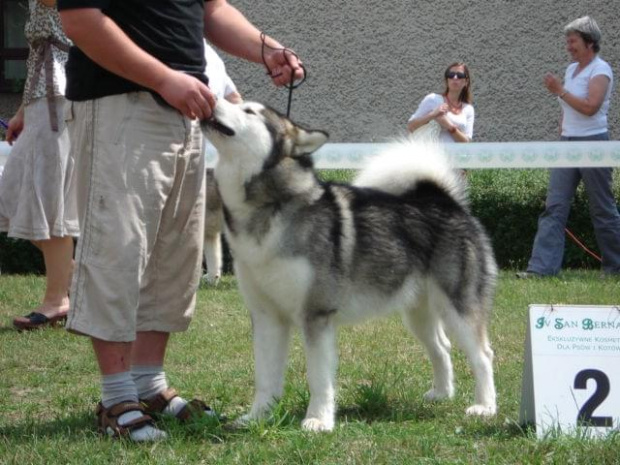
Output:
(117, 410), (167, 442)
(164, 396), (188, 417)
(131, 365), (168, 400)
(101, 372), (139, 408)
(131, 365), (188, 417)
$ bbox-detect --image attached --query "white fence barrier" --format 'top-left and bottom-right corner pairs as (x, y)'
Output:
(3, 141), (620, 172)
(207, 141), (620, 169)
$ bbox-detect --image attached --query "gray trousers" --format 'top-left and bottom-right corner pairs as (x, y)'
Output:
(527, 132), (620, 275)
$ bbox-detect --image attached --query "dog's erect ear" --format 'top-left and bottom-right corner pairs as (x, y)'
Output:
(293, 129), (329, 156)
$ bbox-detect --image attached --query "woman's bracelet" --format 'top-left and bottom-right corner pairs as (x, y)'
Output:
(559, 90), (568, 99)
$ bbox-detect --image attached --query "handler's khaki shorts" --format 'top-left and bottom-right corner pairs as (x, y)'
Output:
(66, 92), (205, 341)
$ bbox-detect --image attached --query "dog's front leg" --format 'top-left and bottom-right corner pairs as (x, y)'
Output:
(302, 319), (337, 432)
(243, 310), (291, 423)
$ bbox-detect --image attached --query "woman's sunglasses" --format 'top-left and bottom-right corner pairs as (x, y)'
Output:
(445, 71), (467, 79)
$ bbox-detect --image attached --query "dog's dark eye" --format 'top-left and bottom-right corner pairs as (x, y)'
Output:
(243, 108), (256, 115)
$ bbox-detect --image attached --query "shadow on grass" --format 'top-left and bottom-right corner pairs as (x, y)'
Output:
(0, 321), (67, 334)
(338, 401), (440, 424)
(0, 325), (18, 334)
(0, 411), (233, 445)
(340, 398), (533, 440)
(0, 404), (529, 444)
(0, 411), (96, 441)
(458, 418), (533, 441)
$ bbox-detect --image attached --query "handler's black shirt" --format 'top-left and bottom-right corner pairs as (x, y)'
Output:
(57, 0), (210, 101)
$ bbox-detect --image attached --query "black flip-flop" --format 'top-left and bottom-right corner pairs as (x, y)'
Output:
(13, 312), (67, 331)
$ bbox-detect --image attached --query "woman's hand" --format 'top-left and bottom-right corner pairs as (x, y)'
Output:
(435, 114), (453, 130)
(544, 72), (563, 95)
(6, 106), (25, 145)
(431, 103), (449, 118)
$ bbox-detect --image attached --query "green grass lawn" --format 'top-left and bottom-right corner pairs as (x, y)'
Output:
(0, 272), (619, 464)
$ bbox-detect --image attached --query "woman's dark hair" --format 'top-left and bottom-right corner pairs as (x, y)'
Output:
(442, 62), (473, 104)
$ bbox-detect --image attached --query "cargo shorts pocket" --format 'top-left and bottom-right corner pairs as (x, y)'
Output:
(85, 191), (140, 270)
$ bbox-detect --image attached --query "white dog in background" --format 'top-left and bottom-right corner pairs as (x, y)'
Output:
(202, 42), (242, 286)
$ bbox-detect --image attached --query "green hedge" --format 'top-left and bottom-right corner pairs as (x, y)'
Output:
(467, 169), (611, 270)
(0, 235), (44, 275)
(1, 169), (618, 274)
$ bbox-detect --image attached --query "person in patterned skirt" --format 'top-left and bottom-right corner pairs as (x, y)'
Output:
(0, 0), (78, 331)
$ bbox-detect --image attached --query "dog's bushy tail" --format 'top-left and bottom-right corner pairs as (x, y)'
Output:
(353, 140), (468, 207)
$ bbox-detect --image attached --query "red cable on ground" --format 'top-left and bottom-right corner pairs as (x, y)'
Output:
(565, 228), (602, 262)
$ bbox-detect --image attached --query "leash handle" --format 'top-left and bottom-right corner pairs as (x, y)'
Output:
(260, 32), (307, 117)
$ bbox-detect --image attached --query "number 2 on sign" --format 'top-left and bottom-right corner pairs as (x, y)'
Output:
(574, 369), (613, 427)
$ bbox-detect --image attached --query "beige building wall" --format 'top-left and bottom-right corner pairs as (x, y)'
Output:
(1, 2), (618, 144)
(220, 0), (620, 143)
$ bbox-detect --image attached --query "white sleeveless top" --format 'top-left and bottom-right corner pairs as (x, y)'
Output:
(560, 56), (613, 137)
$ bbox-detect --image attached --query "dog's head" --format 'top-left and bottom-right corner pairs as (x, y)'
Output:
(203, 100), (328, 177)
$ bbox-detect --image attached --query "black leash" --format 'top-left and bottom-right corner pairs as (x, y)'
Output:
(260, 32), (306, 118)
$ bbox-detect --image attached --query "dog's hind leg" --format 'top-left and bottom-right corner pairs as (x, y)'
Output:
(203, 232), (222, 285)
(301, 317), (338, 432)
(444, 314), (496, 417)
(401, 299), (455, 402)
(436, 320), (452, 352)
(203, 168), (223, 285)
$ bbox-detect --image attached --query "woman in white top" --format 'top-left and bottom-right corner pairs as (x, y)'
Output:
(407, 62), (474, 143)
(519, 16), (620, 278)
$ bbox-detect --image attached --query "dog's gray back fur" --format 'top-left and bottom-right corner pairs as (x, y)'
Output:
(284, 180), (496, 317)
(218, 106), (497, 323)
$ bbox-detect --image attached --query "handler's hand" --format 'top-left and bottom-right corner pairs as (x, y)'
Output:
(263, 47), (304, 87)
(156, 69), (217, 120)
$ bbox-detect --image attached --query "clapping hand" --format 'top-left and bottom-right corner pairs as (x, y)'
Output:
(544, 72), (563, 96)
(432, 103), (449, 119)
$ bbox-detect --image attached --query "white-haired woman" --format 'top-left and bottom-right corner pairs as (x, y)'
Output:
(519, 16), (620, 278)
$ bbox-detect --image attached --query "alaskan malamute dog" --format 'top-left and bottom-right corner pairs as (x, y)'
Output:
(203, 100), (498, 432)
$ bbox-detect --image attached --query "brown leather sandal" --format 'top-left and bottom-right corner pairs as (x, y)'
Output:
(96, 401), (156, 438)
(141, 387), (215, 422)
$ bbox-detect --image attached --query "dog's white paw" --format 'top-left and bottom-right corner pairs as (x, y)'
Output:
(423, 387), (454, 402)
(231, 413), (252, 428)
(228, 414), (255, 429)
(465, 404), (497, 417)
(202, 272), (221, 286)
(301, 417), (334, 432)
